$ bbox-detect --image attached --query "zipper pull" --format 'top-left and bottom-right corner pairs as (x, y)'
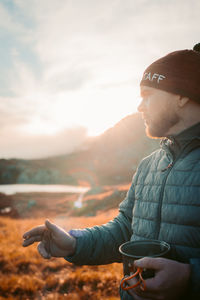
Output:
(161, 163), (173, 172)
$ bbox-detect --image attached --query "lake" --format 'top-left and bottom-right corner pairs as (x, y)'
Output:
(0, 184), (90, 195)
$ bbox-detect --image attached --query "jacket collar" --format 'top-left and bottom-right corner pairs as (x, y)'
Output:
(161, 122), (200, 157)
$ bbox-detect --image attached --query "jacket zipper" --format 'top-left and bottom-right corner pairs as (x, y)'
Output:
(155, 162), (174, 239)
(155, 141), (192, 239)
(155, 137), (200, 239)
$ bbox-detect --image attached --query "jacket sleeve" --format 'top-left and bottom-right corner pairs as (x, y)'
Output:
(65, 179), (136, 265)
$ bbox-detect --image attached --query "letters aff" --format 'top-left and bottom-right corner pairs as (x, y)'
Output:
(143, 72), (166, 84)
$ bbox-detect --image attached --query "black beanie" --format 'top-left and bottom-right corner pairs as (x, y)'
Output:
(140, 43), (200, 103)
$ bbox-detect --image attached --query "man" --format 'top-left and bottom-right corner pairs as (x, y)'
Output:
(23, 44), (200, 300)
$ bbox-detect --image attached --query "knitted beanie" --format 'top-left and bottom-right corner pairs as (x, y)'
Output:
(140, 43), (200, 103)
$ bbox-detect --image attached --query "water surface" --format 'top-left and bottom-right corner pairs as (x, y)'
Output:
(0, 184), (90, 195)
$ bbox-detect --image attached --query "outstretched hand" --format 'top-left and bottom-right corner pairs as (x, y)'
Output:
(22, 220), (76, 259)
(126, 257), (191, 300)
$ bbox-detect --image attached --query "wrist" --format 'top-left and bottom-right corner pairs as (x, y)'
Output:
(71, 235), (77, 255)
(68, 234), (77, 256)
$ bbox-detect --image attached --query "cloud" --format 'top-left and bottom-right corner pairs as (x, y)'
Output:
(0, 0), (200, 159)
(4, 0), (200, 97)
(29, 0), (200, 83)
(45, 65), (93, 93)
(0, 96), (31, 129)
(0, 126), (88, 159)
(0, 2), (26, 34)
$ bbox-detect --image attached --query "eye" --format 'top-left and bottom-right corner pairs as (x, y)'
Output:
(141, 92), (149, 99)
(142, 97), (149, 103)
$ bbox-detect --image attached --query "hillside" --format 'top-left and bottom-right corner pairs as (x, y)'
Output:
(0, 113), (159, 186)
(0, 114), (159, 299)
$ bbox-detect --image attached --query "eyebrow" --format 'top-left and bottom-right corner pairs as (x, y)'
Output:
(140, 89), (153, 98)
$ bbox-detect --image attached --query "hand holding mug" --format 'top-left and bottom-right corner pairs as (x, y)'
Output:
(119, 240), (170, 292)
(127, 257), (191, 300)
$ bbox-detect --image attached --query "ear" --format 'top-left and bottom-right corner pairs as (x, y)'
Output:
(177, 96), (190, 108)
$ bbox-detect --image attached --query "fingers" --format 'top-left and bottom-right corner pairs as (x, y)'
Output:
(22, 225), (46, 247)
(23, 225), (46, 240)
(22, 223), (52, 250)
(127, 276), (160, 299)
(22, 235), (42, 247)
(134, 257), (164, 270)
(22, 222), (52, 259)
(23, 220), (60, 243)
(23, 229), (52, 259)
(134, 257), (168, 293)
(37, 241), (51, 259)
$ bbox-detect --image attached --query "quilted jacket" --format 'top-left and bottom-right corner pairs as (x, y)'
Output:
(66, 122), (200, 299)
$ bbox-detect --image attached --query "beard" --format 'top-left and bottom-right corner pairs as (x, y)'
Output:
(145, 112), (179, 139)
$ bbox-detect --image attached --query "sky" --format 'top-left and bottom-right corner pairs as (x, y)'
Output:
(0, 0), (199, 159)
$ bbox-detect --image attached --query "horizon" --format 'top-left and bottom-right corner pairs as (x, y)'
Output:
(0, 0), (199, 159)
(0, 112), (141, 161)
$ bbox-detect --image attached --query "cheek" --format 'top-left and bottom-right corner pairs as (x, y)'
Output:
(148, 98), (162, 115)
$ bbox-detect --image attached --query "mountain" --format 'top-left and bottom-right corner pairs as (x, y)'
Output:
(0, 113), (159, 186)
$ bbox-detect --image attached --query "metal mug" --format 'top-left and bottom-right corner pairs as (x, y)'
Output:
(119, 239), (170, 291)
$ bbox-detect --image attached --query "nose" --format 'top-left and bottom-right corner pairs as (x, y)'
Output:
(137, 99), (145, 112)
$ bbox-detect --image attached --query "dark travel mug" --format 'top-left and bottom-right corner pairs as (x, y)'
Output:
(119, 239), (170, 291)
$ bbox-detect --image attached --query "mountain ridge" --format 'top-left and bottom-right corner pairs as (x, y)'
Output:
(0, 113), (159, 186)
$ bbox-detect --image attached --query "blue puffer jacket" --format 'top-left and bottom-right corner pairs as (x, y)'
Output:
(66, 122), (200, 299)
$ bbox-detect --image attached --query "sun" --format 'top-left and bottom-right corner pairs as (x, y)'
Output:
(22, 86), (141, 137)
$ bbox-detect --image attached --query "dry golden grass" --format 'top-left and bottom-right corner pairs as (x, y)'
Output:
(0, 211), (123, 300)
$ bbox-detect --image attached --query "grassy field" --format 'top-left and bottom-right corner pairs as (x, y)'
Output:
(0, 209), (123, 299)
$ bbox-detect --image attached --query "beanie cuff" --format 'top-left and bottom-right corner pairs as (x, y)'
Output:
(140, 49), (200, 104)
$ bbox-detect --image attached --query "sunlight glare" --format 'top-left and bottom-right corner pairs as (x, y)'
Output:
(22, 85), (141, 136)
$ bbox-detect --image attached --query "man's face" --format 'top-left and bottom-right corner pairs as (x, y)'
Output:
(138, 86), (179, 138)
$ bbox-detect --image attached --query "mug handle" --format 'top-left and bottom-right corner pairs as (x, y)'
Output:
(120, 267), (146, 291)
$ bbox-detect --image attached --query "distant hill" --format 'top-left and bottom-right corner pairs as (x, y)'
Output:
(0, 113), (159, 186)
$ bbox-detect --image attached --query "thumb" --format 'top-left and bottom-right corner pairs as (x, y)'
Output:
(134, 257), (162, 270)
(45, 219), (59, 233)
